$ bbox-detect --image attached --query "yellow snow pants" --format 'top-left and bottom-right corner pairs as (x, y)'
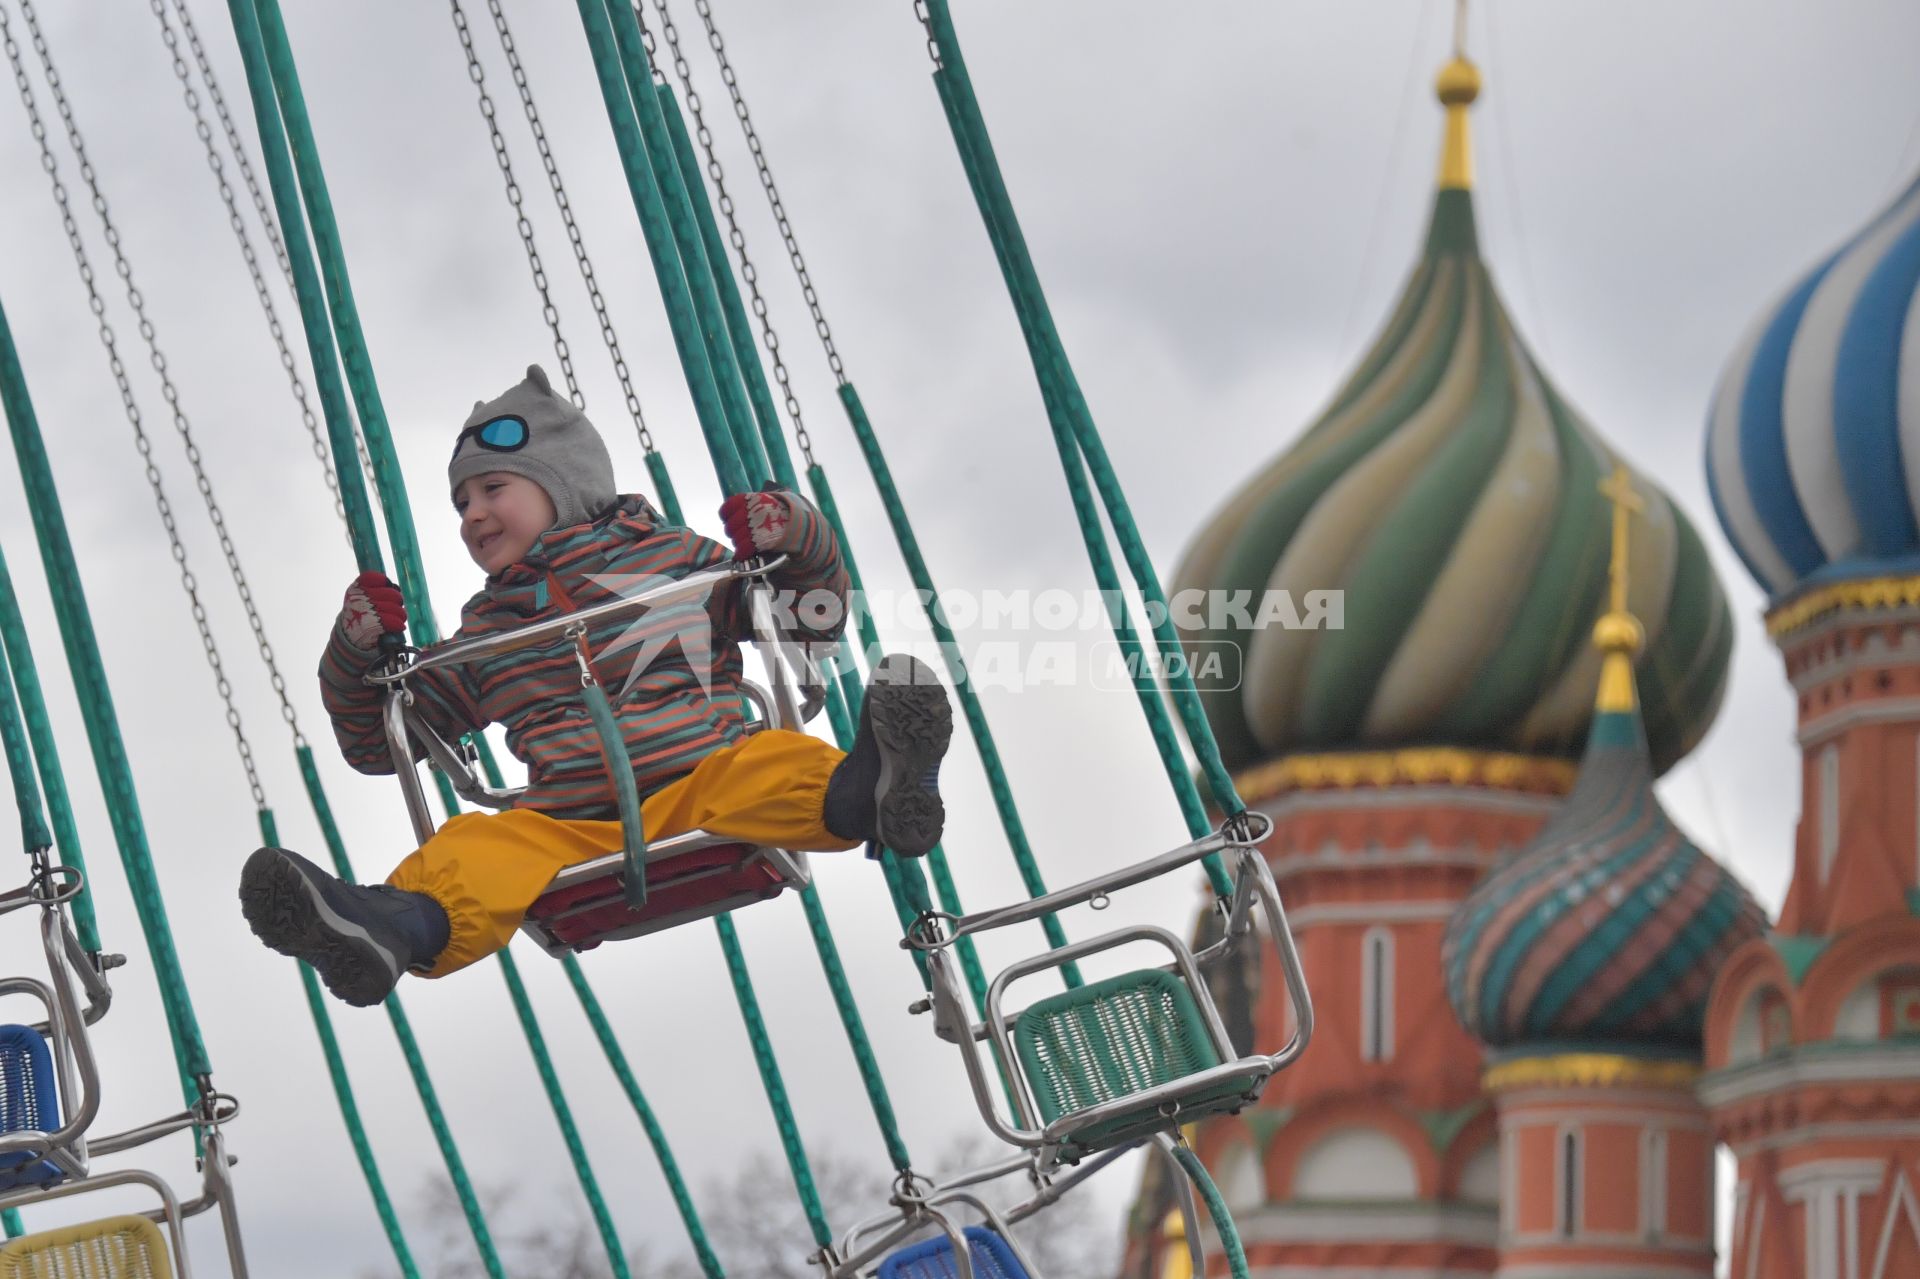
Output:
(387, 729), (854, 976)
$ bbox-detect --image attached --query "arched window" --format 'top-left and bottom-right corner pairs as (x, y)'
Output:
(1558, 1127), (1582, 1239)
(1641, 1127), (1667, 1240)
(1293, 1128), (1419, 1200)
(1361, 927), (1394, 1062)
(1213, 1142), (1266, 1215)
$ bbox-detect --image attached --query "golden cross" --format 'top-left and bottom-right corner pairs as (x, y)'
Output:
(1598, 463), (1644, 616)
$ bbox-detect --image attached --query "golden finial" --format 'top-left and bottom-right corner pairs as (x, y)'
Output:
(1436, 0), (1480, 190)
(1594, 463), (1645, 712)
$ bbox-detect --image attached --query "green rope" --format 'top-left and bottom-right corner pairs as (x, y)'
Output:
(246, 0), (443, 634)
(296, 748), (507, 1279)
(645, 451), (684, 527)
(629, 45), (942, 951)
(221, 0), (383, 576)
(922, 27), (1238, 893)
(656, 81), (794, 491)
(259, 805), (420, 1279)
(573, 0), (745, 494)
(421, 769), (631, 1279)
(581, 680), (649, 908)
(711, 913), (833, 1248)
(231, 7), (652, 1268)
(0, 291), (210, 1091)
(1171, 1142), (1249, 1279)
(921, 11), (1241, 808)
(802, 467), (993, 1009)
(0, 552), (97, 952)
(1, 1209), (18, 1239)
(497, 950), (631, 1279)
(562, 956), (726, 1279)
(0, 583), (51, 860)
(465, 727), (727, 1279)
(586, 0), (934, 1200)
(819, 401), (1084, 983)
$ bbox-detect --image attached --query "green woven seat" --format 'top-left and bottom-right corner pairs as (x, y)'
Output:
(1012, 968), (1265, 1155)
(0, 1215), (174, 1278)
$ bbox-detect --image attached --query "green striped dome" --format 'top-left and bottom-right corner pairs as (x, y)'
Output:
(1442, 683), (1766, 1050)
(1173, 189), (1732, 777)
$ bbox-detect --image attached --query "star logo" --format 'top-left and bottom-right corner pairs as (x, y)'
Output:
(584, 571), (721, 701)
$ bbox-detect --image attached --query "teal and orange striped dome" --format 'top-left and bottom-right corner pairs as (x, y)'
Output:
(1441, 616), (1766, 1051)
(1173, 59), (1732, 779)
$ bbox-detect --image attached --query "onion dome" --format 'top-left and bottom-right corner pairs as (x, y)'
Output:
(1173, 56), (1731, 780)
(1706, 170), (1920, 600)
(1442, 473), (1767, 1051)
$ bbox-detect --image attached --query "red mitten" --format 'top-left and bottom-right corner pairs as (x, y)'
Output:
(718, 489), (796, 560)
(340, 572), (407, 650)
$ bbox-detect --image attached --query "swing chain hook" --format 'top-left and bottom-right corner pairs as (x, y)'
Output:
(890, 1166), (935, 1209)
(903, 908), (958, 952)
(1220, 808), (1268, 848)
(567, 621), (598, 688)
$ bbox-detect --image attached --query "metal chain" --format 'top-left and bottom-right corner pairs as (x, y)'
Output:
(484, 0), (655, 452)
(152, 0), (348, 536)
(911, 0), (943, 68)
(4, 0), (273, 802)
(448, 0), (581, 407)
(170, 0), (383, 507)
(655, 0), (814, 466)
(692, 0), (864, 470)
(633, 2), (662, 79)
(147, 0), (314, 744)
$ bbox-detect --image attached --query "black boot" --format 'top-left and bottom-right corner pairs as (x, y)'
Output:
(824, 654), (953, 856)
(239, 847), (451, 1007)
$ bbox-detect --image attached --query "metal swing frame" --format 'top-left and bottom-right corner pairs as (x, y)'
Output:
(0, 854), (248, 1277)
(369, 556), (827, 953)
(0, 858), (108, 1187)
(907, 814), (1313, 1169)
(824, 1135), (1204, 1279)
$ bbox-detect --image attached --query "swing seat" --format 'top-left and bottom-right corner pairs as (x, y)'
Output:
(0, 1214), (173, 1278)
(876, 1226), (1029, 1279)
(0, 1025), (64, 1190)
(1013, 969), (1269, 1158)
(521, 829), (811, 955)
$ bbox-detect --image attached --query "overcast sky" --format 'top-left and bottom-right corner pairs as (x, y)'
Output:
(0, 2), (1916, 1276)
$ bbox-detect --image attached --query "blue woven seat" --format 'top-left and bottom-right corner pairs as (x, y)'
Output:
(876, 1226), (1028, 1279)
(0, 1024), (63, 1189)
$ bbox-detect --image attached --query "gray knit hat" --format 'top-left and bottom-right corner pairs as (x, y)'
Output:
(448, 364), (615, 529)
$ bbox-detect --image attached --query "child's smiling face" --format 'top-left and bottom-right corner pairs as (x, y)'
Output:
(455, 471), (557, 575)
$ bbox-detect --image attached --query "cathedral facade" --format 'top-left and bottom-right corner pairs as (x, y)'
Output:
(1125, 33), (1920, 1279)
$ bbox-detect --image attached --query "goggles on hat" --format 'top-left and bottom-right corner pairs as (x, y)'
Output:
(451, 415), (530, 462)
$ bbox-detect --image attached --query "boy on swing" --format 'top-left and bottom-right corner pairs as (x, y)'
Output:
(239, 365), (952, 1006)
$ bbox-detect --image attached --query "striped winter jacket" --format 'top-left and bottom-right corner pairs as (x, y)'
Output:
(319, 493), (847, 818)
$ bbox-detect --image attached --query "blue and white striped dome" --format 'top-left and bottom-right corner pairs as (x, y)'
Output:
(1706, 170), (1920, 600)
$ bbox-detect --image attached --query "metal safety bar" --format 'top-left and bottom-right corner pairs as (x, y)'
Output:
(0, 864), (115, 1028)
(367, 555), (785, 682)
(825, 1138), (1164, 1279)
(0, 861), (111, 1183)
(377, 555), (825, 852)
(905, 814), (1272, 948)
(0, 1166), (194, 1279)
